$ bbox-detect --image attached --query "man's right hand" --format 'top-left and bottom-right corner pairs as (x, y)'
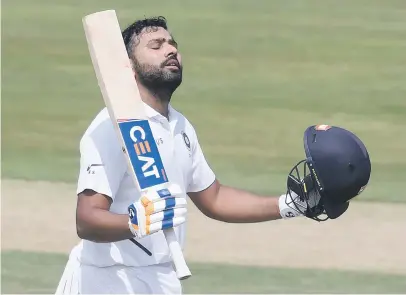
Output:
(128, 184), (187, 239)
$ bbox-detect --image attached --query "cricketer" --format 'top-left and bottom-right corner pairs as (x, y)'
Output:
(55, 16), (371, 294)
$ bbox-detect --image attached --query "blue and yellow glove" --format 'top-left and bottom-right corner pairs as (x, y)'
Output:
(128, 184), (187, 239)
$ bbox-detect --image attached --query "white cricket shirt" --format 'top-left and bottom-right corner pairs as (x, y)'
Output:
(69, 103), (216, 267)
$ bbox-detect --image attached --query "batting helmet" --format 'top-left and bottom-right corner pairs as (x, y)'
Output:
(286, 125), (371, 221)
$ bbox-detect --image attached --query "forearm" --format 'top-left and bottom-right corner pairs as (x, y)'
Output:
(206, 185), (282, 223)
(77, 208), (134, 243)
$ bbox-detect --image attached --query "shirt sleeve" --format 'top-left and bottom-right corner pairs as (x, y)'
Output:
(187, 130), (216, 193)
(76, 119), (127, 201)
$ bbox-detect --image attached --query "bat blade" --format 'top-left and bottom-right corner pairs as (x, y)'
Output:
(82, 9), (191, 280)
(118, 119), (168, 189)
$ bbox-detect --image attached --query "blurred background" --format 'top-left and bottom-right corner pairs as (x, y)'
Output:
(2, 0), (406, 293)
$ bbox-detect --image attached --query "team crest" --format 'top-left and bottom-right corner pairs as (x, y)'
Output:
(181, 131), (191, 151)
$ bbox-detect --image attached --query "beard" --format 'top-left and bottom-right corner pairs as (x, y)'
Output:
(132, 57), (182, 101)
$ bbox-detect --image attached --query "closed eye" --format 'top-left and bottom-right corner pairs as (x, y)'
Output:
(147, 37), (178, 50)
(148, 40), (162, 49)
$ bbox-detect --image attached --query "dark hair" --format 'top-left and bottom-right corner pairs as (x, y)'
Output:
(122, 16), (168, 59)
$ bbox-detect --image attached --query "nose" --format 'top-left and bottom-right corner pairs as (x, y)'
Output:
(164, 43), (178, 58)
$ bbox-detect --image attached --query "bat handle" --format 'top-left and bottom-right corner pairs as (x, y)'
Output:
(163, 228), (192, 280)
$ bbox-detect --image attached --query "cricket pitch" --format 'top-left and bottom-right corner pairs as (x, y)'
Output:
(2, 179), (405, 275)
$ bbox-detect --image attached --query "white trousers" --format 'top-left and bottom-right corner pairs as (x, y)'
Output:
(55, 257), (182, 294)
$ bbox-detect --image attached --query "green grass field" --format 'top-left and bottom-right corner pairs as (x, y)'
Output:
(3, 0), (406, 201)
(2, 251), (406, 294)
(2, 0), (406, 293)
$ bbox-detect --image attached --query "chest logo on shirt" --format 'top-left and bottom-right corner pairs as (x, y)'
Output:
(86, 163), (104, 174)
(181, 131), (191, 151)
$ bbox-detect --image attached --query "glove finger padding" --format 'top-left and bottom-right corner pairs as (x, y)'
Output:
(143, 197), (187, 215)
(147, 207), (187, 225)
(146, 216), (186, 235)
(140, 183), (183, 203)
(128, 185), (187, 239)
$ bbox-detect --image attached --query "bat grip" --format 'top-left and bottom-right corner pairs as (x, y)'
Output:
(163, 228), (192, 280)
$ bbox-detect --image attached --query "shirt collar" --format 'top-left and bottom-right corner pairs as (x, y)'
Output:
(143, 102), (178, 124)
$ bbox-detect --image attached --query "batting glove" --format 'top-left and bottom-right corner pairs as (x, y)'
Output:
(278, 190), (322, 219)
(128, 184), (187, 239)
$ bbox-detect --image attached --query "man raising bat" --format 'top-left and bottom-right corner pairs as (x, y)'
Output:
(55, 16), (371, 295)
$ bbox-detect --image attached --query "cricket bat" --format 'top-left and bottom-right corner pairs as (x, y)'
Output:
(82, 9), (192, 280)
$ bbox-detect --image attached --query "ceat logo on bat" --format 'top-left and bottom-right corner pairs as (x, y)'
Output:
(118, 119), (168, 189)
